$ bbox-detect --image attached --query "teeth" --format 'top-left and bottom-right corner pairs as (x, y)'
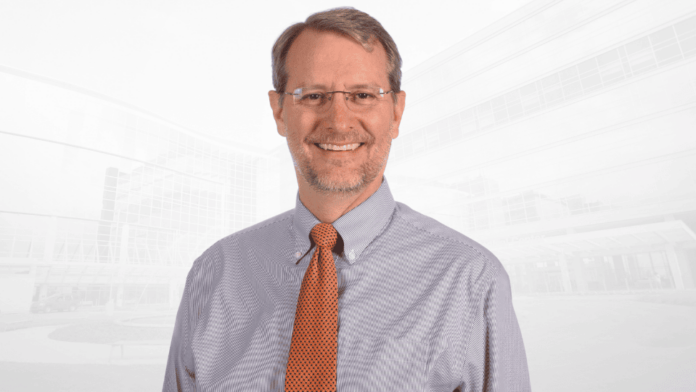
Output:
(318, 143), (361, 151)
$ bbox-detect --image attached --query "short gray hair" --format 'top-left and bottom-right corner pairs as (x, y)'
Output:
(271, 7), (402, 106)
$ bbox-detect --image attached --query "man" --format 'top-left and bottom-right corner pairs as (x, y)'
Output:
(164, 7), (530, 392)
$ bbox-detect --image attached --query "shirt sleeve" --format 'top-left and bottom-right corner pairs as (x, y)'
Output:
(459, 262), (531, 392)
(162, 264), (198, 392)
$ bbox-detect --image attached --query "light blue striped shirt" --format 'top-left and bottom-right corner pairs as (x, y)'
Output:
(163, 176), (531, 391)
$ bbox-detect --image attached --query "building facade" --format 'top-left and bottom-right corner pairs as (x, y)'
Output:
(387, 0), (696, 294)
(2, 0), (695, 316)
(0, 66), (278, 312)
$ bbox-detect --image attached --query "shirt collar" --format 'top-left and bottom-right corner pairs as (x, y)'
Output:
(291, 176), (396, 265)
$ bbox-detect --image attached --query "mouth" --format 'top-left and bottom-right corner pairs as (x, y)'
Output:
(314, 143), (365, 152)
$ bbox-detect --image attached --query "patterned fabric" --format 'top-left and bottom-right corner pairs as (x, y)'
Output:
(285, 223), (339, 391)
(163, 176), (531, 392)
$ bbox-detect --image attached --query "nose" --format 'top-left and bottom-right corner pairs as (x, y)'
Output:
(323, 92), (353, 130)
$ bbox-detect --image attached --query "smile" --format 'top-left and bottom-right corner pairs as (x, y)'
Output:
(315, 143), (364, 151)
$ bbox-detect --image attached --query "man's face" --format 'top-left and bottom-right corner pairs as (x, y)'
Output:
(270, 29), (406, 197)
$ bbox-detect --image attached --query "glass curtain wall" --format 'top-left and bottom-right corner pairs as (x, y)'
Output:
(0, 67), (275, 311)
(387, 0), (696, 294)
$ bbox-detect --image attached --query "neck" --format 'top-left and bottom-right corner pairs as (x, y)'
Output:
(297, 173), (384, 223)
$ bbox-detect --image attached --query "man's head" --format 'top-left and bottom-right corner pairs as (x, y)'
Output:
(269, 7), (406, 199)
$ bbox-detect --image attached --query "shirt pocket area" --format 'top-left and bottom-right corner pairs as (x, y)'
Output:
(365, 335), (428, 390)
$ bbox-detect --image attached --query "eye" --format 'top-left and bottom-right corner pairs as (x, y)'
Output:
(304, 93), (323, 100)
(355, 92), (374, 100)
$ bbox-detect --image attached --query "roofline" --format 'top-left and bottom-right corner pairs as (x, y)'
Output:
(403, 0), (560, 79)
(0, 63), (271, 158)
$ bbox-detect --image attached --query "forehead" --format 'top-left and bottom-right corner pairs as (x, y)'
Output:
(285, 29), (390, 88)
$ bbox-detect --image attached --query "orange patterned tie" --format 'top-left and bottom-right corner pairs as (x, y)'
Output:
(285, 223), (339, 392)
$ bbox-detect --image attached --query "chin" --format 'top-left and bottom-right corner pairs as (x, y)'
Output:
(309, 172), (367, 195)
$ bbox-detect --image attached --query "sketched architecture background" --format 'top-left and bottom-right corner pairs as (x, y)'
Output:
(2, 0), (696, 316)
(386, 0), (696, 294)
(0, 67), (277, 313)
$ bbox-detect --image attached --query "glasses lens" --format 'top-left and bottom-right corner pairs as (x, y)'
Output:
(350, 87), (388, 107)
(294, 89), (326, 107)
(292, 87), (388, 110)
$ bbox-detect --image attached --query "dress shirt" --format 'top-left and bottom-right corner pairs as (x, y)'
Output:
(163, 176), (531, 392)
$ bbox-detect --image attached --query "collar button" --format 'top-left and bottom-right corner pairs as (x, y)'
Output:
(348, 250), (356, 261)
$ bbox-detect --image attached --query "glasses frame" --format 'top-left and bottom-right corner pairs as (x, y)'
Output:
(283, 87), (394, 111)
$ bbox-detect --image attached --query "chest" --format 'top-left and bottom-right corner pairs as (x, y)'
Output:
(189, 263), (465, 391)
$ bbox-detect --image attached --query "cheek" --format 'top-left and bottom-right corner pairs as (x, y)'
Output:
(286, 112), (317, 139)
(371, 107), (395, 131)
(366, 118), (393, 141)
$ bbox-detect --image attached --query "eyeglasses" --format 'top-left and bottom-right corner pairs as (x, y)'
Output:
(284, 86), (393, 112)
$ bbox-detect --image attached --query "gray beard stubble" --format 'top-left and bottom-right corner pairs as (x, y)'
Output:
(290, 137), (391, 198)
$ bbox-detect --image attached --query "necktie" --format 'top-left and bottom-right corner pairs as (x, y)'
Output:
(285, 223), (339, 392)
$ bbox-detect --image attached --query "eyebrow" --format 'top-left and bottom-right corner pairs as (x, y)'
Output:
(346, 83), (378, 90)
(293, 83), (380, 91)
(297, 84), (329, 90)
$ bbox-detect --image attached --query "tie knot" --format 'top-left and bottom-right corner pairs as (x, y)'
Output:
(310, 223), (338, 250)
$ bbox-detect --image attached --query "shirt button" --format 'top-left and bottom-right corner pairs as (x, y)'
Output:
(295, 251), (302, 258)
(348, 250), (356, 261)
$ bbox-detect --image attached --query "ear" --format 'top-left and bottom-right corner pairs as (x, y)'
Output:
(390, 91), (406, 139)
(268, 90), (287, 137)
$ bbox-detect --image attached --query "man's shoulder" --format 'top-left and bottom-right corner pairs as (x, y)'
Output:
(213, 207), (294, 245)
(232, 208), (295, 239)
(190, 208), (294, 271)
(393, 201), (502, 269)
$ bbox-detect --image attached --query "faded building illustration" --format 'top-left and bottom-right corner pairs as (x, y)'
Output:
(1, 0), (696, 391)
(383, 0), (696, 295)
(0, 67), (278, 313)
